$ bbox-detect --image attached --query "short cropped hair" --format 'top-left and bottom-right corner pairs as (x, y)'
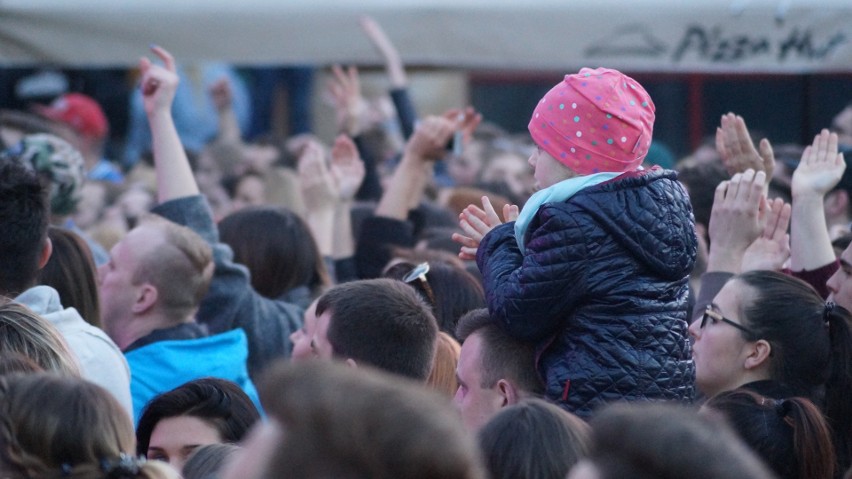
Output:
(456, 308), (543, 394)
(316, 278), (438, 380)
(132, 215), (213, 323)
(0, 160), (49, 296)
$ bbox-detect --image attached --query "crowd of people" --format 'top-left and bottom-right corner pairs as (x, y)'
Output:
(0, 15), (850, 479)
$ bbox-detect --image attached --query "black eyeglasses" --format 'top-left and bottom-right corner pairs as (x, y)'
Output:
(701, 306), (758, 338)
(403, 262), (436, 307)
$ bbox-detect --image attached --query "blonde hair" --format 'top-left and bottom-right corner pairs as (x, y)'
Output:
(0, 301), (80, 376)
(428, 332), (461, 397)
(132, 216), (213, 323)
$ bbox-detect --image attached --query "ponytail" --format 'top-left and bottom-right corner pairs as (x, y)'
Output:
(825, 305), (852, 472)
(780, 397), (836, 479)
(705, 389), (835, 479)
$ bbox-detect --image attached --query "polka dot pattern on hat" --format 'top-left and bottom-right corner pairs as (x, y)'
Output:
(528, 67), (655, 175)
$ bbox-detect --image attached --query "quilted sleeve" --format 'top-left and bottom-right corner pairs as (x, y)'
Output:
(477, 207), (589, 342)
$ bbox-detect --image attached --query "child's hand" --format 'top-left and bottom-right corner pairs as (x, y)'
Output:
(503, 203), (519, 222)
(452, 196), (518, 260)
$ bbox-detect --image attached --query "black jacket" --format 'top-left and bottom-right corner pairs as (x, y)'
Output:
(477, 168), (697, 417)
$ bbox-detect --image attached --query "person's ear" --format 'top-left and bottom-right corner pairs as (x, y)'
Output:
(496, 379), (519, 407)
(38, 237), (53, 269)
(744, 339), (772, 370)
(345, 358), (358, 369)
(132, 284), (158, 314)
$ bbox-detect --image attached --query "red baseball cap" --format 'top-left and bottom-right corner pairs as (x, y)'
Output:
(34, 93), (109, 140)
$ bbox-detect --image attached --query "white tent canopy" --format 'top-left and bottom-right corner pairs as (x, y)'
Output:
(1, 0), (850, 72)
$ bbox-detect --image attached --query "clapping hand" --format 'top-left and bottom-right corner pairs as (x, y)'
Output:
(452, 196), (519, 261)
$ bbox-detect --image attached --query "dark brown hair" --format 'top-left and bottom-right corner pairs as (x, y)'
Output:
(477, 398), (589, 479)
(316, 278), (438, 380)
(0, 374), (177, 479)
(136, 378), (260, 457)
(258, 360), (486, 479)
(0, 161), (49, 296)
(219, 206), (330, 301)
(384, 259), (484, 336)
(736, 270), (852, 469)
(705, 389), (835, 479)
(587, 402), (774, 479)
(39, 226), (101, 327)
(456, 308), (544, 395)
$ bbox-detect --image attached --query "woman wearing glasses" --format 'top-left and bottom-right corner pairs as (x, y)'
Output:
(689, 270), (852, 472)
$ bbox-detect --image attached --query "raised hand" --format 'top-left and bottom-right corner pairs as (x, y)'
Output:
(706, 169), (767, 273)
(741, 197), (792, 272)
(298, 140), (337, 213)
(326, 65), (369, 136)
(139, 45), (179, 117)
(208, 77), (233, 112)
(791, 129), (846, 199)
(209, 76), (241, 142)
(141, 45), (199, 201)
(715, 113), (775, 180)
(789, 129), (846, 271)
(452, 196), (519, 261)
(359, 15), (406, 88)
(442, 107), (482, 148)
(405, 115), (457, 161)
(330, 134), (365, 201)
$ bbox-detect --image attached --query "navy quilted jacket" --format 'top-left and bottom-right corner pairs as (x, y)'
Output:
(477, 168), (696, 418)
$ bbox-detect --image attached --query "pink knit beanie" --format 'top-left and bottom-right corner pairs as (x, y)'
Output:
(528, 67), (655, 175)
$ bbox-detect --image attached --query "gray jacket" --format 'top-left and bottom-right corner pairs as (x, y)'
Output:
(16, 285), (133, 416)
(152, 195), (303, 377)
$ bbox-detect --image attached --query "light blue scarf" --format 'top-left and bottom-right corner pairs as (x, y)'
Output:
(514, 172), (621, 254)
